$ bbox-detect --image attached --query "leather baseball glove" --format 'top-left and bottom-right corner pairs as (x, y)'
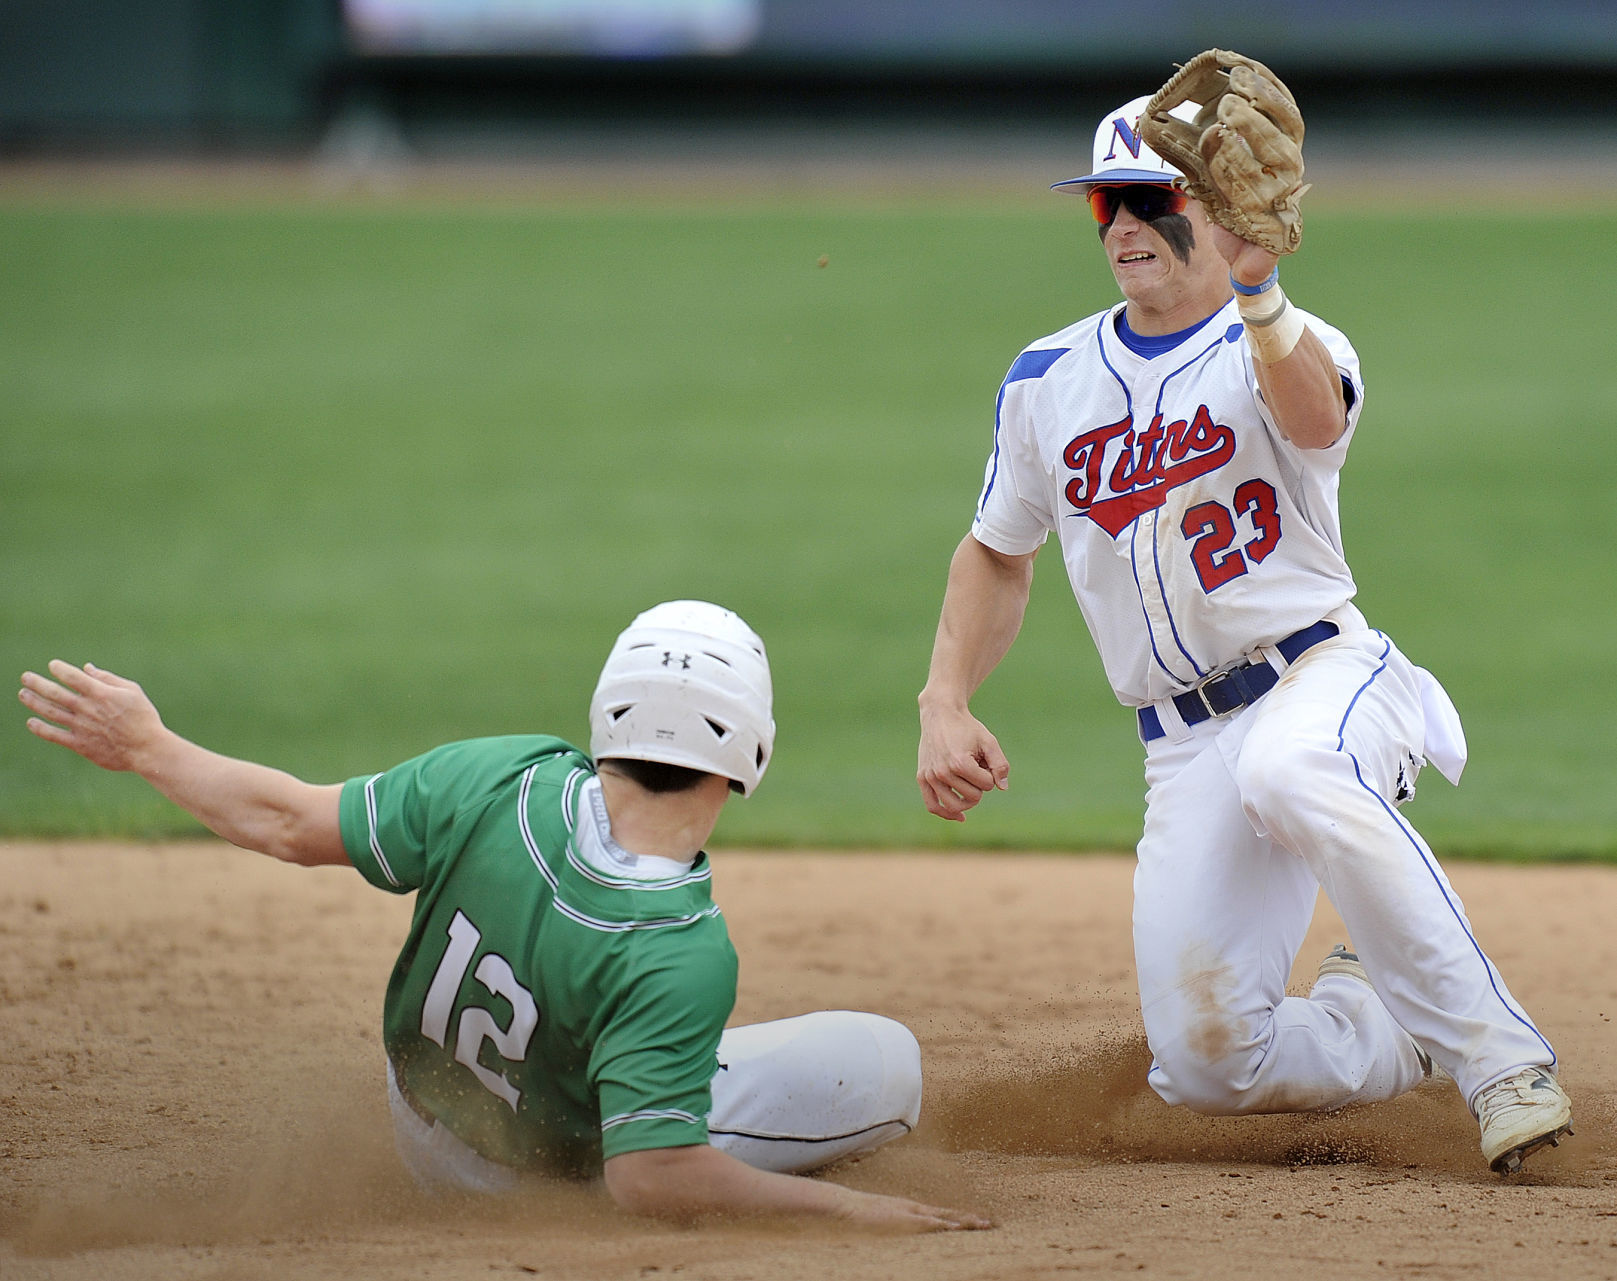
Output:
(1139, 49), (1310, 255)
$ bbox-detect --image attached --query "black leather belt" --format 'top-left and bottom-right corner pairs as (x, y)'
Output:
(1137, 621), (1339, 742)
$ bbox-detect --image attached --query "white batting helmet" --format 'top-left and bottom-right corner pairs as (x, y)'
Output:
(589, 600), (775, 797)
(1051, 94), (1201, 192)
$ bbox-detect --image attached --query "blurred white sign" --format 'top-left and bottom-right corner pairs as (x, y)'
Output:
(346, 0), (763, 55)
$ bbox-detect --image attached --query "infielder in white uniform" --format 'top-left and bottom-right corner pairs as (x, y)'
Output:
(915, 90), (1573, 1175)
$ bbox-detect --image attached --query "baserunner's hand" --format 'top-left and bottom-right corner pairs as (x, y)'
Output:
(20, 661), (165, 773)
(835, 1187), (994, 1233)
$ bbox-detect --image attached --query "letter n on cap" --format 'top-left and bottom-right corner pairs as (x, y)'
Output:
(1106, 116), (1144, 161)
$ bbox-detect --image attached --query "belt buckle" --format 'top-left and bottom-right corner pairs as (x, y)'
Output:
(1191, 674), (1226, 720)
(1194, 663), (1260, 720)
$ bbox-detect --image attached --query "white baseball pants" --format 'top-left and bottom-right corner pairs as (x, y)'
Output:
(386, 1010), (922, 1194)
(1134, 626), (1555, 1116)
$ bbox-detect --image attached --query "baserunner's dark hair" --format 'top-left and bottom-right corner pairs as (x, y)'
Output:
(599, 757), (717, 794)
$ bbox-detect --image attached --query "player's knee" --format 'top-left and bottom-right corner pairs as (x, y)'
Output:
(1148, 1023), (1266, 1115)
(831, 1011), (923, 1129)
(709, 1011), (922, 1175)
(872, 1014), (924, 1125)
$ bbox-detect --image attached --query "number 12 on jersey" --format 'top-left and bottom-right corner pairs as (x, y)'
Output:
(420, 909), (540, 1112)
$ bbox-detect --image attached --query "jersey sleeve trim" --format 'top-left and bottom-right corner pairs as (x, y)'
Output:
(360, 773), (404, 888)
(340, 772), (407, 891)
(970, 523), (1042, 558)
(601, 1106), (703, 1131)
(599, 1109), (710, 1158)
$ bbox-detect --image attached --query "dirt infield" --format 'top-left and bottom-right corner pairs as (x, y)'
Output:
(2, 842), (1614, 1280)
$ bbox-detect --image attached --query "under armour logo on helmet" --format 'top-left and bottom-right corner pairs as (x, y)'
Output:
(661, 651), (692, 669)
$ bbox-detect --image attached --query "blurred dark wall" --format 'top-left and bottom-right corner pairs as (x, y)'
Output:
(2, 0), (1613, 153)
(0, 0), (341, 149)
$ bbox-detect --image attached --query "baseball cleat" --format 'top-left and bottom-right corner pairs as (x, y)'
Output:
(1315, 944), (1437, 1080)
(1316, 942), (1369, 984)
(1476, 1067), (1573, 1175)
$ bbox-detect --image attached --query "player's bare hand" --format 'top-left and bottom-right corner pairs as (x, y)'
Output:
(917, 705), (1010, 822)
(1209, 223), (1280, 288)
(835, 1187), (994, 1233)
(19, 661), (164, 772)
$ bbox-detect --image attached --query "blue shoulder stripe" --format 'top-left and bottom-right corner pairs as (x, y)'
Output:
(1005, 347), (1068, 385)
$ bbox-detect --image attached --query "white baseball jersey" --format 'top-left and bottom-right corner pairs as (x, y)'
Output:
(972, 298), (1365, 706)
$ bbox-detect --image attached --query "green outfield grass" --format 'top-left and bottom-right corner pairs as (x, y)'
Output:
(2, 195), (1613, 857)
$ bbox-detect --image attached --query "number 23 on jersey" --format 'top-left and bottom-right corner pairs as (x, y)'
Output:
(1181, 479), (1282, 593)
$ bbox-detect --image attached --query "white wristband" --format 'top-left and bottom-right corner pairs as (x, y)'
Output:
(1237, 284), (1306, 363)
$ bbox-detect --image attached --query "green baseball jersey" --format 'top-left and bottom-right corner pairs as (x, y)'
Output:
(338, 735), (738, 1177)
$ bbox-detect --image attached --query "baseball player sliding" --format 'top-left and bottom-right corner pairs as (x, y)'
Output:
(916, 51), (1572, 1175)
(21, 601), (988, 1231)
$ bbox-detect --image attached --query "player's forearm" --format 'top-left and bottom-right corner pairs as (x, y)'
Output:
(132, 731), (346, 866)
(918, 535), (1035, 714)
(606, 1144), (852, 1221)
(20, 661), (349, 866)
(603, 1145), (985, 1231)
(1251, 325), (1346, 450)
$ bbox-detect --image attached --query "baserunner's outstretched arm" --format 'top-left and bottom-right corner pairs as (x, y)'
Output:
(20, 660), (346, 866)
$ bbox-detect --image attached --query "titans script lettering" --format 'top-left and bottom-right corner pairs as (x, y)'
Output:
(1063, 406), (1235, 537)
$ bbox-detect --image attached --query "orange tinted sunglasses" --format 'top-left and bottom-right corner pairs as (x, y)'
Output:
(1086, 184), (1188, 225)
